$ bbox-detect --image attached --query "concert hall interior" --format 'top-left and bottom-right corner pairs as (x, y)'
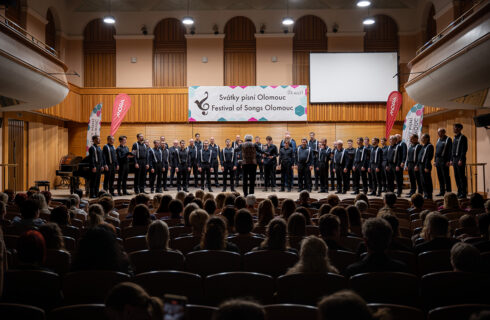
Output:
(0, 0), (489, 319)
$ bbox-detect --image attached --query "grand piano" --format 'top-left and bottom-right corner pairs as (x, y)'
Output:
(56, 153), (136, 194)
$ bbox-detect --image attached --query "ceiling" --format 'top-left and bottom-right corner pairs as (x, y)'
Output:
(68, 0), (420, 12)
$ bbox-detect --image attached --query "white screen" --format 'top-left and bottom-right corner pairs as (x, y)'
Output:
(309, 52), (398, 103)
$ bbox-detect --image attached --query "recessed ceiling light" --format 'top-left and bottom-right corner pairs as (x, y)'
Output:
(363, 17), (375, 25)
(182, 16), (194, 25)
(282, 17), (294, 26)
(103, 15), (115, 24)
(357, 0), (372, 7)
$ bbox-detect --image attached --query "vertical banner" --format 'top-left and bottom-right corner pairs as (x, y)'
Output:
(385, 91), (403, 138)
(402, 103), (424, 144)
(85, 103), (102, 155)
(111, 93), (132, 136)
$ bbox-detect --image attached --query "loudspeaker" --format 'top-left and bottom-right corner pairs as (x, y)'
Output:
(473, 113), (490, 129)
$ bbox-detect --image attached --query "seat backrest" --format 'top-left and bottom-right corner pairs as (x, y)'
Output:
(264, 304), (318, 320)
(186, 304), (217, 320)
(339, 236), (363, 252)
(132, 271), (203, 304)
(61, 226), (80, 240)
(204, 272), (275, 306)
(387, 250), (417, 275)
(0, 303), (45, 320)
(329, 250), (358, 274)
(169, 236), (200, 254)
(48, 304), (108, 320)
(169, 226), (192, 239)
(185, 250), (242, 276)
(276, 273), (347, 306)
(45, 250), (71, 275)
(121, 225), (148, 239)
(3, 234), (19, 250)
(63, 271), (130, 305)
(227, 235), (264, 255)
(243, 250), (298, 277)
(62, 236), (76, 252)
(305, 225), (320, 236)
(123, 236), (148, 253)
(349, 272), (419, 307)
(421, 272), (490, 309)
(4, 270), (62, 311)
(417, 250), (451, 276)
(427, 304), (490, 320)
(252, 225), (267, 236)
(368, 303), (425, 320)
(287, 236), (304, 251)
(129, 249), (185, 274)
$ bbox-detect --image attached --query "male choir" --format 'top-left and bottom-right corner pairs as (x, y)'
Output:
(86, 124), (469, 200)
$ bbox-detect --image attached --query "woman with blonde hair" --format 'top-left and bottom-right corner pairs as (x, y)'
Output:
(257, 199), (275, 227)
(87, 204), (105, 228)
(146, 220), (170, 250)
(31, 193), (50, 216)
(441, 192), (460, 210)
(287, 236), (338, 274)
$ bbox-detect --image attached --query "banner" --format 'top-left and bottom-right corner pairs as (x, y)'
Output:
(402, 103), (424, 145)
(85, 103), (102, 155)
(385, 91), (403, 138)
(188, 85), (308, 122)
(111, 93), (132, 136)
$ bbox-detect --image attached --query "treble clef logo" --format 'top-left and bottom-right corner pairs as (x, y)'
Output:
(194, 91), (210, 115)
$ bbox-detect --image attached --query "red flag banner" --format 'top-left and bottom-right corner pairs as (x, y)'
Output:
(111, 94), (132, 136)
(385, 91), (403, 138)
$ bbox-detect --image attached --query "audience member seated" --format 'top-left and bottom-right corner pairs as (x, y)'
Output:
(68, 194), (87, 219)
(295, 207), (312, 225)
(131, 204), (152, 229)
(30, 193), (50, 218)
(355, 193), (369, 205)
(234, 196), (246, 210)
(330, 206), (357, 238)
(105, 282), (163, 320)
(467, 193), (486, 215)
(346, 205), (362, 237)
(0, 201), (10, 228)
(297, 190), (312, 208)
(0, 191), (9, 204)
(317, 290), (389, 320)
(193, 216), (239, 252)
(222, 206), (237, 233)
(377, 192), (396, 217)
(183, 193), (195, 206)
(486, 200), (490, 214)
(281, 199), (296, 220)
(192, 198), (203, 209)
(287, 235), (338, 274)
(213, 299), (265, 320)
(87, 204), (105, 228)
(414, 212), (459, 254)
(204, 199), (218, 216)
(450, 242), (480, 272)
(164, 200), (184, 226)
(99, 197), (120, 227)
(408, 193), (424, 214)
(245, 195), (257, 214)
(13, 193), (28, 210)
(215, 193), (226, 210)
(11, 199), (45, 229)
(39, 223), (65, 251)
(224, 194), (236, 207)
(203, 192), (214, 203)
(268, 194), (279, 210)
(474, 213), (490, 252)
(411, 209), (431, 245)
(457, 214), (480, 240)
(345, 218), (407, 277)
(183, 203), (199, 228)
(232, 209), (262, 238)
(252, 217), (297, 254)
(188, 209), (209, 238)
(319, 214), (349, 251)
(326, 194), (340, 207)
(146, 220), (180, 254)
(155, 194), (172, 216)
(176, 191), (187, 203)
(354, 200), (368, 217)
(71, 224), (131, 274)
(287, 213), (306, 250)
(439, 192), (462, 212)
(256, 199), (274, 228)
(16, 230), (49, 270)
(195, 189), (205, 200)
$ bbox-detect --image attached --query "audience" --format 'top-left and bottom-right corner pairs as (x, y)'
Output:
(295, 206), (312, 225)
(318, 290), (390, 320)
(326, 194), (340, 207)
(68, 194), (86, 219)
(380, 215), (412, 252)
(17, 230), (47, 270)
(87, 203), (105, 228)
(253, 217), (297, 254)
(105, 282), (163, 320)
(31, 193), (50, 217)
(345, 218), (407, 277)
(414, 212), (459, 254)
(188, 209), (209, 238)
(193, 216), (239, 252)
(319, 214), (348, 251)
(408, 193), (424, 214)
(12, 199), (45, 228)
(0, 201), (10, 228)
(195, 189), (205, 200)
(156, 194), (172, 215)
(49, 205), (70, 227)
(440, 192), (461, 211)
(183, 203), (199, 227)
(215, 193), (226, 210)
(287, 236), (338, 274)
(213, 299), (265, 320)
(468, 193), (486, 214)
(132, 204), (152, 227)
(224, 194), (236, 207)
(233, 209), (259, 237)
(298, 190), (312, 208)
(204, 199), (217, 216)
(346, 205), (362, 237)
(457, 214), (479, 240)
(383, 192), (397, 210)
(354, 200), (368, 217)
(256, 199), (274, 227)
(281, 199), (296, 220)
(474, 213), (490, 252)
(234, 196), (246, 210)
(245, 194), (257, 213)
(98, 197), (120, 227)
(146, 220), (171, 251)
(175, 191), (186, 203)
(39, 223), (65, 251)
(330, 206), (354, 237)
(268, 194), (279, 209)
(450, 242), (480, 272)
(168, 199), (184, 222)
(222, 205), (237, 233)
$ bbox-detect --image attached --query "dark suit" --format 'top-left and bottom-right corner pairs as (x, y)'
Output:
(102, 144), (118, 193)
(435, 136), (452, 194)
(262, 144), (278, 189)
(318, 147), (331, 192)
(198, 148), (216, 190)
(418, 142), (434, 199)
(220, 147), (237, 189)
(88, 144), (104, 197)
(187, 145), (199, 188)
(148, 147), (163, 192)
(369, 146), (383, 195)
(308, 139), (320, 190)
(334, 148), (347, 193)
(116, 145), (130, 194)
(414, 237), (459, 254)
(452, 133), (468, 197)
(344, 252), (408, 277)
(209, 143), (220, 187)
(279, 147), (295, 190)
(132, 142), (149, 193)
(406, 143), (422, 194)
(297, 146), (313, 191)
(352, 146), (369, 193)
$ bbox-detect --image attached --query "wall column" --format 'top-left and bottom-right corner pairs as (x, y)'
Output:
(255, 33), (293, 85)
(115, 35), (154, 87)
(186, 34), (224, 86)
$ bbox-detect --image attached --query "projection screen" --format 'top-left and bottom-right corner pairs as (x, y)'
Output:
(309, 52), (398, 103)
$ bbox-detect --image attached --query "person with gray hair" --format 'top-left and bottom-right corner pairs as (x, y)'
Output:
(450, 242), (480, 272)
(345, 218), (407, 277)
(69, 194), (87, 219)
(236, 135), (263, 196)
(0, 192), (8, 204)
(245, 194), (256, 208)
(355, 200), (368, 215)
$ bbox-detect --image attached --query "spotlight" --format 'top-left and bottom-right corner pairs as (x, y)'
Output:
(282, 17), (294, 26)
(182, 16), (194, 25)
(103, 15), (115, 24)
(357, 0), (371, 7)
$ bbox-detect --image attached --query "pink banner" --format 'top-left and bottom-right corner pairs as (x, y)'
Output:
(385, 91), (403, 138)
(111, 94), (131, 136)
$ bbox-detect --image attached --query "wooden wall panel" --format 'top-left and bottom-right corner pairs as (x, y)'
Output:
(364, 14), (399, 52)
(153, 18), (187, 87)
(39, 84), (82, 121)
(224, 16), (256, 86)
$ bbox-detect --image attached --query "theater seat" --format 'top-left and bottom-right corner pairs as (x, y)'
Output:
(204, 272), (274, 306)
(45, 249), (71, 275)
(276, 273), (347, 305)
(368, 303), (425, 320)
(186, 304), (217, 320)
(228, 235), (264, 254)
(185, 250), (241, 276)
(132, 270), (204, 304)
(48, 304), (107, 320)
(349, 272), (419, 307)
(264, 304), (318, 320)
(0, 303), (45, 320)
(417, 250), (452, 275)
(169, 226), (192, 239)
(427, 304), (490, 320)
(62, 271), (130, 305)
(421, 272), (490, 309)
(329, 250), (358, 273)
(170, 236), (200, 254)
(129, 249), (185, 274)
(243, 250), (298, 277)
(123, 236), (148, 253)
(4, 270), (62, 310)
